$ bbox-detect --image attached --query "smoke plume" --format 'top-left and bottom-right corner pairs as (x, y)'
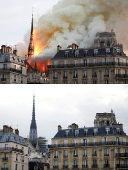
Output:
(19, 0), (128, 58)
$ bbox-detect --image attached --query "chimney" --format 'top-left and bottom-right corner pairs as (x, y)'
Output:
(58, 125), (62, 132)
(13, 49), (18, 56)
(15, 129), (19, 135)
(9, 126), (13, 133)
(6, 46), (12, 53)
(1, 45), (7, 54)
(57, 45), (62, 52)
(3, 125), (8, 133)
(72, 43), (76, 50)
(71, 123), (78, 131)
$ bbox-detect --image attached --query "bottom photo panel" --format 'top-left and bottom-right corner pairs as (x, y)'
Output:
(0, 85), (128, 170)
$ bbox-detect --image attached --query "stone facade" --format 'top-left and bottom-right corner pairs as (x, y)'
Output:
(48, 30), (128, 84)
(49, 112), (128, 170)
(0, 125), (28, 170)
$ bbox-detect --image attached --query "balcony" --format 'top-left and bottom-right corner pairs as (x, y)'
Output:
(0, 68), (22, 74)
(82, 165), (88, 169)
(2, 157), (8, 161)
(63, 165), (68, 169)
(1, 78), (6, 81)
(104, 75), (109, 78)
(73, 76), (77, 79)
(1, 168), (8, 170)
(92, 164), (98, 168)
(92, 153), (97, 157)
(83, 76), (87, 79)
(53, 77), (58, 79)
(53, 166), (58, 169)
(116, 164), (128, 168)
(48, 62), (128, 69)
(49, 141), (128, 148)
(116, 153), (128, 157)
(116, 74), (128, 79)
(83, 154), (87, 157)
(63, 155), (68, 158)
(54, 156), (58, 158)
(104, 154), (109, 157)
(104, 164), (110, 168)
(92, 75), (97, 78)
(73, 165), (78, 169)
(73, 155), (78, 157)
(63, 76), (68, 79)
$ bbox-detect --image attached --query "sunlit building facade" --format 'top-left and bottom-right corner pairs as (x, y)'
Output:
(49, 110), (128, 170)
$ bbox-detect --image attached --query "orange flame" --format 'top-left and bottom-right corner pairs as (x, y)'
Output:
(33, 29), (45, 57)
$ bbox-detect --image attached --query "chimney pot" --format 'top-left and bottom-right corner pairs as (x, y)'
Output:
(58, 125), (62, 131)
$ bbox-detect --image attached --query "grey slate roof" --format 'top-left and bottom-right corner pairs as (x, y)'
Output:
(0, 132), (27, 146)
(54, 126), (126, 139)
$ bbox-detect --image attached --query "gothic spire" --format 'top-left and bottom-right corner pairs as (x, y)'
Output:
(29, 92), (37, 141)
(28, 10), (34, 58)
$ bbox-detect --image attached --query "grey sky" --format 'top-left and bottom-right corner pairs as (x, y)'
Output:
(0, 0), (59, 46)
(0, 85), (128, 144)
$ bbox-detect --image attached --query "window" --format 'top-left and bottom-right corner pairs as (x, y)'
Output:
(104, 149), (109, 156)
(55, 140), (58, 146)
(64, 160), (68, 166)
(106, 48), (110, 53)
(105, 69), (109, 77)
(16, 154), (18, 161)
(74, 160), (78, 165)
(92, 149), (97, 156)
(5, 144), (8, 149)
(64, 150), (68, 157)
(65, 130), (69, 137)
(64, 140), (68, 146)
(105, 80), (109, 84)
(81, 139), (89, 146)
(117, 148), (120, 154)
(105, 159), (109, 166)
(15, 164), (18, 170)
(2, 74), (6, 81)
(74, 60), (78, 66)
(65, 51), (69, 57)
(54, 160), (58, 168)
(83, 71), (87, 78)
(54, 72), (58, 78)
(94, 49), (98, 55)
(84, 129), (88, 136)
(75, 50), (79, 57)
(93, 81), (97, 84)
(54, 151), (58, 158)
(64, 60), (68, 66)
(3, 64), (7, 70)
(74, 71), (77, 78)
(102, 137), (108, 144)
(22, 156), (24, 162)
(84, 50), (88, 57)
(74, 150), (78, 157)
(22, 165), (24, 170)
(93, 59), (97, 64)
(21, 67), (22, 72)
(106, 128), (110, 134)
(4, 154), (8, 160)
(64, 71), (67, 78)
(92, 160), (97, 166)
(14, 75), (16, 82)
(4, 163), (7, 168)
(74, 139), (78, 146)
(75, 130), (79, 137)
(83, 150), (87, 157)
(83, 160), (87, 168)
(92, 70), (97, 77)
(14, 65), (16, 69)
(117, 69), (120, 74)
(54, 61), (58, 66)
(83, 81), (87, 84)
(93, 129), (98, 135)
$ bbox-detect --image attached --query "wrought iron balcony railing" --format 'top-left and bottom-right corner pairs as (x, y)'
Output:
(0, 147), (23, 153)
(116, 153), (128, 157)
(116, 164), (128, 168)
(92, 153), (97, 157)
(82, 165), (88, 169)
(53, 166), (58, 169)
(92, 164), (98, 168)
(115, 74), (128, 79)
(0, 68), (22, 74)
(48, 62), (128, 69)
(54, 156), (58, 158)
(104, 154), (109, 157)
(1, 78), (6, 81)
(2, 158), (8, 161)
(49, 141), (128, 148)
(63, 165), (68, 169)
(1, 168), (8, 170)
(104, 164), (110, 168)
(73, 165), (78, 169)
(63, 155), (68, 158)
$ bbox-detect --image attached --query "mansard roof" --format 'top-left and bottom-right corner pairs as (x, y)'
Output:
(53, 46), (126, 59)
(53, 126), (126, 139)
(0, 132), (27, 146)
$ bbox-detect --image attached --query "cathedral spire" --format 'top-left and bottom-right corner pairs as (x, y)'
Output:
(28, 10), (34, 58)
(29, 92), (37, 141)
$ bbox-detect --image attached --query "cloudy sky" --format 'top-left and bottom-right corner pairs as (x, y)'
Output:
(0, 85), (128, 143)
(0, 0), (59, 46)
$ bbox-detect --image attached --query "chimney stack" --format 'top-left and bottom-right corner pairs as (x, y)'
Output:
(13, 49), (18, 56)
(71, 123), (79, 131)
(72, 43), (79, 50)
(57, 45), (62, 52)
(1, 45), (7, 54)
(58, 125), (62, 132)
(6, 46), (12, 53)
(3, 125), (13, 133)
(15, 129), (19, 135)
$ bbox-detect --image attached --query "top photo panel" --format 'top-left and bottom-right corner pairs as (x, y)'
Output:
(0, 0), (128, 84)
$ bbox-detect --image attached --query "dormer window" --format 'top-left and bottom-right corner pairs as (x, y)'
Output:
(106, 128), (110, 134)
(65, 130), (70, 137)
(75, 130), (79, 137)
(117, 128), (121, 135)
(75, 50), (79, 57)
(84, 50), (88, 57)
(65, 51), (69, 57)
(94, 49), (98, 55)
(84, 129), (88, 136)
(106, 48), (110, 53)
(93, 128), (98, 135)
